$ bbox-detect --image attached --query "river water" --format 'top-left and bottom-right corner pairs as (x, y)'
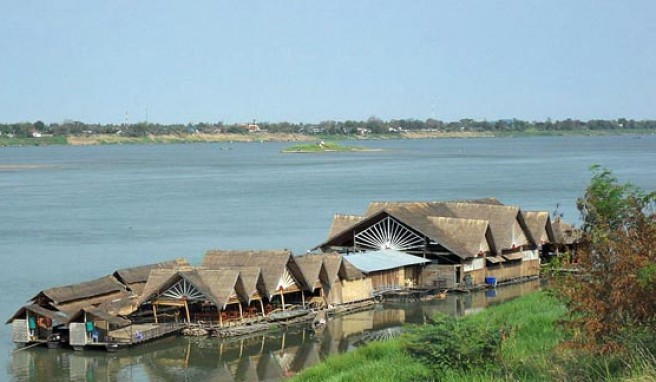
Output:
(1, 136), (655, 381)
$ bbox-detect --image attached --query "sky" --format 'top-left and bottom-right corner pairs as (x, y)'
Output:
(1, 1), (655, 124)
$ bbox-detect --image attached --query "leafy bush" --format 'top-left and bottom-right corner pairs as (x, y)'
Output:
(401, 313), (504, 372)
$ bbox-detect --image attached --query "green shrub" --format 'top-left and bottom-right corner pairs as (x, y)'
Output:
(401, 313), (503, 372)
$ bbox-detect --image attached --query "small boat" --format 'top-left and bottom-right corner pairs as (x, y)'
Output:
(266, 309), (311, 322)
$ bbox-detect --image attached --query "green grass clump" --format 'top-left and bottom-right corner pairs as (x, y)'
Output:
(292, 341), (430, 382)
(282, 141), (366, 153)
(0, 136), (68, 146)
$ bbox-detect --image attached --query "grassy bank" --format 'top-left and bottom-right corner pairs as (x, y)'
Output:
(0, 136), (68, 146)
(292, 291), (656, 381)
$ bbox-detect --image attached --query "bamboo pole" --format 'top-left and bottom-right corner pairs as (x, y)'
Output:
(238, 303), (244, 322)
(153, 303), (158, 324)
(280, 290), (286, 311)
(301, 291), (306, 309)
(219, 308), (223, 328)
(184, 300), (191, 324)
(259, 298), (265, 317)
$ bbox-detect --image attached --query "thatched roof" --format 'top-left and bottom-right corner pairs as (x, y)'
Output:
(202, 250), (305, 298)
(66, 307), (131, 327)
(140, 269), (246, 309)
(31, 275), (127, 306)
(294, 254), (325, 289)
(183, 270), (247, 309)
(321, 252), (364, 282)
(6, 304), (70, 325)
(426, 216), (492, 258)
(113, 258), (190, 287)
(138, 269), (179, 305)
(522, 211), (553, 244)
(551, 218), (582, 245)
(232, 267), (266, 302)
(328, 214), (365, 238)
(365, 201), (533, 253)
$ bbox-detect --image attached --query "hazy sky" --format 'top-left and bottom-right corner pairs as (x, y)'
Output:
(1, 1), (654, 124)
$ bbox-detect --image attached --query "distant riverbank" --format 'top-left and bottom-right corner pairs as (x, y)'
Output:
(1, 129), (654, 147)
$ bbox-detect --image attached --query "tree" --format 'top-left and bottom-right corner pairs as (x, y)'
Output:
(558, 166), (656, 353)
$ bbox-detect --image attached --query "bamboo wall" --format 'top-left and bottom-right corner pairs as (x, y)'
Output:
(340, 278), (373, 303)
(419, 264), (456, 289)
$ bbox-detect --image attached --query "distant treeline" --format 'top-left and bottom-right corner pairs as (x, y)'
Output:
(1, 118), (655, 138)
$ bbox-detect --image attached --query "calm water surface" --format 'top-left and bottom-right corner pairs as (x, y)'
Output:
(1, 136), (655, 381)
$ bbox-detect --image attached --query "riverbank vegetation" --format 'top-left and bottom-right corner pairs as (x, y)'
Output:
(1, 118), (655, 146)
(294, 168), (656, 382)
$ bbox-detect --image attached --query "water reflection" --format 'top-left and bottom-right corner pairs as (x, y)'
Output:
(9, 280), (539, 381)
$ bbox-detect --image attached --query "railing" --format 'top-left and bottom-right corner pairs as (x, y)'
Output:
(106, 322), (185, 344)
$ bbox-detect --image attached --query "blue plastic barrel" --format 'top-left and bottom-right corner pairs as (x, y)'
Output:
(485, 277), (497, 285)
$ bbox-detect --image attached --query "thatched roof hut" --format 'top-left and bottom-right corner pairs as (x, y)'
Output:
(202, 250), (305, 298)
(551, 218), (582, 245)
(31, 275), (126, 306)
(140, 269), (247, 310)
(112, 258), (190, 295)
(6, 304), (70, 325)
(66, 307), (131, 327)
(328, 214), (365, 238)
(321, 252), (364, 283)
(320, 200), (534, 255)
(294, 254), (329, 290)
(522, 211), (554, 245)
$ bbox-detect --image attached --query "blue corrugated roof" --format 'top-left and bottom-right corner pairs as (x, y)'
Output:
(342, 249), (430, 273)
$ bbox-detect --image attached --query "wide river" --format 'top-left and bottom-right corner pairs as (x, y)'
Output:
(1, 136), (655, 381)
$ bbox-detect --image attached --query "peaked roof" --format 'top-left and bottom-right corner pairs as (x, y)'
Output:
(235, 267), (266, 302)
(342, 249), (430, 273)
(202, 250), (304, 298)
(6, 304), (70, 325)
(320, 252), (364, 282)
(32, 275), (127, 306)
(139, 269), (179, 305)
(113, 258), (189, 286)
(140, 269), (246, 309)
(365, 201), (533, 253)
(522, 211), (553, 244)
(66, 307), (131, 327)
(294, 254), (325, 289)
(551, 218), (582, 245)
(328, 214), (365, 238)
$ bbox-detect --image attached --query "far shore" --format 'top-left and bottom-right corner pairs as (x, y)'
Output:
(0, 129), (654, 147)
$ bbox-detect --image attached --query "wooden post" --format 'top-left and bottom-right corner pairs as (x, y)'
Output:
(280, 290), (286, 311)
(153, 303), (158, 324)
(219, 309), (223, 328)
(184, 300), (191, 324)
(259, 299), (265, 317)
(301, 290), (306, 309)
(238, 303), (244, 322)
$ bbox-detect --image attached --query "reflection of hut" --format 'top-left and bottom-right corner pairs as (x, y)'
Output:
(203, 250), (306, 311)
(137, 270), (249, 327)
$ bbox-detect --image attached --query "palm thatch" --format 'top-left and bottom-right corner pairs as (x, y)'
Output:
(551, 218), (582, 245)
(66, 307), (131, 327)
(6, 304), (70, 325)
(321, 252), (364, 282)
(138, 269), (179, 305)
(202, 250), (305, 298)
(140, 269), (247, 309)
(328, 214), (365, 238)
(112, 258), (190, 294)
(294, 254), (326, 290)
(234, 267), (267, 302)
(31, 275), (127, 306)
(522, 211), (554, 245)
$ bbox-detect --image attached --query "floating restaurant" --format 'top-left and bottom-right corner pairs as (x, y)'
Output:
(7, 198), (580, 351)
